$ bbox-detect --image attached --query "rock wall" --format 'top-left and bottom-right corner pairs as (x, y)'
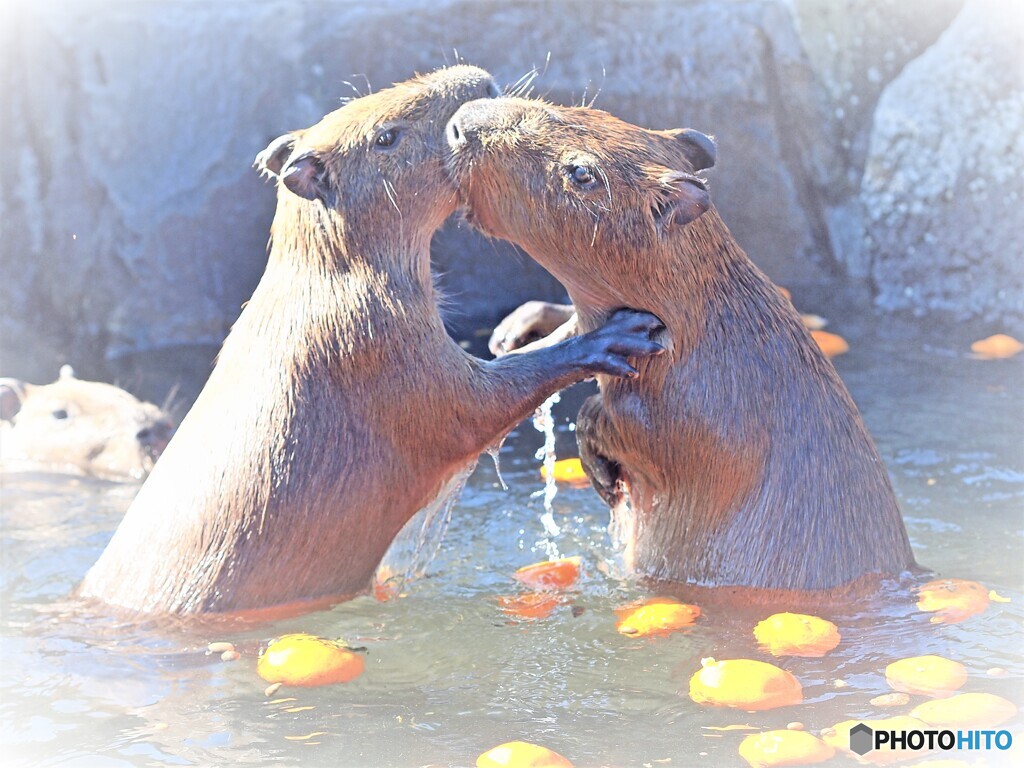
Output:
(0, 0), (1018, 377)
(861, 0), (1024, 324)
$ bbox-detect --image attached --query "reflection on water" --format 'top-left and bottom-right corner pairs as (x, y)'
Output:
(1, 301), (1022, 767)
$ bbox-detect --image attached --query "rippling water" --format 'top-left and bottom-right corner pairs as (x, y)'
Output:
(2, 301), (1022, 767)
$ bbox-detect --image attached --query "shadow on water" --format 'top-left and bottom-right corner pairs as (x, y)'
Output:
(1, 292), (1022, 766)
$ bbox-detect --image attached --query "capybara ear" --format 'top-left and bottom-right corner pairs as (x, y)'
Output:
(0, 379), (26, 421)
(663, 128), (717, 172)
(280, 150), (330, 203)
(254, 133), (298, 179)
(651, 168), (711, 230)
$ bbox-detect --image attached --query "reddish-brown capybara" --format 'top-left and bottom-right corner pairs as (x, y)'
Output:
(446, 96), (915, 592)
(0, 366), (173, 481)
(77, 67), (665, 616)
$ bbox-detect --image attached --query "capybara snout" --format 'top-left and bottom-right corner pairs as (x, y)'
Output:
(447, 97), (717, 286)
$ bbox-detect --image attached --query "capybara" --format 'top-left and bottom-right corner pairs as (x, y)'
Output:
(77, 67), (665, 615)
(446, 96), (915, 591)
(0, 366), (173, 481)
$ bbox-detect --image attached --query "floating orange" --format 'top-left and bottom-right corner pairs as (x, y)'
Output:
(884, 655), (966, 697)
(689, 658), (803, 711)
(539, 458), (590, 488)
(811, 330), (849, 358)
(257, 633), (364, 687)
(476, 740), (574, 768)
(824, 717), (929, 765)
(916, 578), (990, 624)
(753, 613), (840, 657)
(497, 592), (563, 620)
(911, 692), (1018, 729)
(971, 333), (1024, 359)
(738, 730), (835, 767)
(615, 597), (700, 638)
(513, 557), (581, 591)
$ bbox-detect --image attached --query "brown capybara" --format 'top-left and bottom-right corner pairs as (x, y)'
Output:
(446, 96), (915, 592)
(0, 366), (173, 481)
(77, 67), (665, 616)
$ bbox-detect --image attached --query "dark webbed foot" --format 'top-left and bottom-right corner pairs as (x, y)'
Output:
(577, 393), (624, 506)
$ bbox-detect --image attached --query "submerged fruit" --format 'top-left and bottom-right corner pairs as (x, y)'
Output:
(615, 597), (700, 637)
(689, 658), (803, 711)
(911, 692), (1018, 728)
(753, 612), (840, 657)
(916, 578), (990, 623)
(513, 557), (581, 590)
(811, 330), (849, 358)
(476, 740), (574, 768)
(884, 655), (966, 697)
(257, 633), (364, 687)
(971, 333), (1023, 359)
(738, 730), (835, 766)
(539, 458), (590, 487)
(497, 592), (563, 620)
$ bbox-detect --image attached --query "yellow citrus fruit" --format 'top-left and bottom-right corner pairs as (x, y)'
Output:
(257, 633), (364, 687)
(824, 717), (929, 765)
(539, 458), (590, 487)
(971, 333), (1024, 359)
(884, 655), (966, 697)
(738, 730), (835, 767)
(753, 613), (841, 657)
(811, 330), (849, 358)
(689, 658), (803, 711)
(916, 578), (990, 623)
(513, 557), (581, 590)
(476, 741), (574, 768)
(911, 692), (1018, 728)
(615, 597), (700, 637)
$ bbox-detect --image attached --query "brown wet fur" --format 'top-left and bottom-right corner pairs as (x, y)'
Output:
(78, 68), (664, 616)
(447, 97), (916, 593)
(0, 367), (173, 481)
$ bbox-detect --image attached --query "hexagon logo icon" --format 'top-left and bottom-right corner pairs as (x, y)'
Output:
(850, 723), (874, 756)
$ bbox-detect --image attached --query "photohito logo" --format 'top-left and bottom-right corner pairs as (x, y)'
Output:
(850, 723), (1013, 756)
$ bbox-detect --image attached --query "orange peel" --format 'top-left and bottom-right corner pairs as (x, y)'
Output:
(916, 578), (990, 623)
(689, 657), (802, 711)
(476, 741), (574, 768)
(753, 612), (840, 657)
(257, 633), (364, 687)
(738, 730), (835, 766)
(513, 557), (581, 591)
(615, 597), (700, 637)
(539, 458), (590, 488)
(911, 692), (1018, 729)
(884, 655), (966, 697)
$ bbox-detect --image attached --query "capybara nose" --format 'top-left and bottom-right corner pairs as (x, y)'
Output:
(137, 418), (174, 449)
(447, 116), (468, 150)
(447, 100), (498, 152)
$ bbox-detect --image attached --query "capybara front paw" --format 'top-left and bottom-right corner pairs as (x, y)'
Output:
(579, 308), (665, 378)
(489, 301), (575, 356)
(577, 397), (623, 506)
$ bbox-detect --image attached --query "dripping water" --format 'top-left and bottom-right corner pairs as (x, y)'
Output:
(532, 392), (561, 558)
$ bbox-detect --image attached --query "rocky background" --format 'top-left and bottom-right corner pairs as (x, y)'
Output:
(1, 0), (1022, 384)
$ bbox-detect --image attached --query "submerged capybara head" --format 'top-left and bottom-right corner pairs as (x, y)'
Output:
(256, 65), (499, 246)
(446, 96), (716, 305)
(0, 366), (174, 481)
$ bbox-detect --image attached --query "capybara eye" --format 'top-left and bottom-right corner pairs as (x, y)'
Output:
(374, 128), (399, 150)
(570, 165), (598, 189)
(52, 408), (69, 420)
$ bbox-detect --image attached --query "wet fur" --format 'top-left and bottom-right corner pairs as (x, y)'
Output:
(79, 69), (662, 615)
(447, 97), (915, 591)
